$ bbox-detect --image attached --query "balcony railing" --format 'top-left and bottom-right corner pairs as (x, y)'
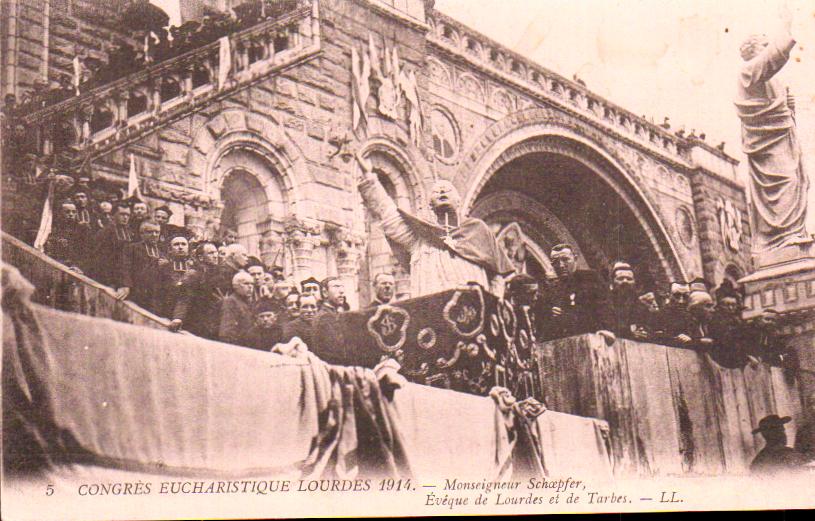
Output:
(8, 0), (319, 162)
(1, 231), (172, 330)
(426, 10), (737, 167)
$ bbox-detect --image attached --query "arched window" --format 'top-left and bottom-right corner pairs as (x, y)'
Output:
(430, 108), (459, 162)
(359, 151), (417, 305)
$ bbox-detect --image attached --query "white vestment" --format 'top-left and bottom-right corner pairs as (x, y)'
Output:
(359, 175), (502, 298)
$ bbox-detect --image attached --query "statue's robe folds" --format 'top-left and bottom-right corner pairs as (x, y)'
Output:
(359, 175), (514, 297)
(735, 33), (809, 252)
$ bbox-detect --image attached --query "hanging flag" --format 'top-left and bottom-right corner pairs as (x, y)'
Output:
(218, 36), (232, 90)
(127, 153), (142, 199)
(72, 55), (81, 95)
(34, 181), (55, 251)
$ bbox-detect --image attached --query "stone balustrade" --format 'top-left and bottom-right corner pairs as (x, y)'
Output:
(13, 0), (320, 162)
(426, 10), (737, 171)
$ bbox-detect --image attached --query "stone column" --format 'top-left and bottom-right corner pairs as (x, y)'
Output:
(333, 229), (365, 310)
(284, 218), (322, 282)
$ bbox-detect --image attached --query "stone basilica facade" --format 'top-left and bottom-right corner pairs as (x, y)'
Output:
(2, 0), (752, 309)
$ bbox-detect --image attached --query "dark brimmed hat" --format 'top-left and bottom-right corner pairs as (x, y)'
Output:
(154, 204), (173, 217)
(300, 277), (320, 291)
(752, 414), (792, 434)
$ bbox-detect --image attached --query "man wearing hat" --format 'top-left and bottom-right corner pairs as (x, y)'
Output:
(246, 298), (284, 351)
(750, 414), (806, 474)
(300, 276), (322, 307)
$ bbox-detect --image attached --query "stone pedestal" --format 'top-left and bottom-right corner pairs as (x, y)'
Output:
(740, 241), (815, 456)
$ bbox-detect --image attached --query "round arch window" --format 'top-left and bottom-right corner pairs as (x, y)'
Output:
(675, 206), (695, 247)
(430, 108), (459, 163)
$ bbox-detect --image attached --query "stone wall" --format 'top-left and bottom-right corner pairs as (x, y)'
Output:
(690, 167), (752, 284)
(1, 0), (133, 99)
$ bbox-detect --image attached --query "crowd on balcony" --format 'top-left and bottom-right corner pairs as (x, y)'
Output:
(0, 0), (299, 119)
(39, 185), (789, 370)
(512, 244), (787, 369)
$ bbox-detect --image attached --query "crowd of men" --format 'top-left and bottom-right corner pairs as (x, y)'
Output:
(506, 244), (787, 368)
(43, 188), (786, 366)
(1, 0), (299, 118)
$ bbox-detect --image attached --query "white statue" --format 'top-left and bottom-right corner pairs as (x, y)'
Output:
(735, 5), (811, 252)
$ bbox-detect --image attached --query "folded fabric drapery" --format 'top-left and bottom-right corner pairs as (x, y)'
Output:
(2, 263), (411, 479)
(3, 262), (610, 485)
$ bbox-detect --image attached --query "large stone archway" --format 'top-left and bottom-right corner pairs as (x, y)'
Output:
(459, 110), (687, 285)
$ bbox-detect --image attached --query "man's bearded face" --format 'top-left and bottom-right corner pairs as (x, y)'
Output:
(612, 269), (636, 293)
(170, 237), (189, 257)
(429, 180), (461, 212)
(74, 193), (88, 208)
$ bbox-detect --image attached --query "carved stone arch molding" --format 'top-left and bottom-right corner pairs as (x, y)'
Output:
(187, 109), (314, 221)
(471, 190), (588, 278)
(457, 107), (687, 283)
(358, 135), (432, 211)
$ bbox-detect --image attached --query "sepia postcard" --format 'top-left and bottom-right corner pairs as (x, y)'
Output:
(2, 0), (815, 519)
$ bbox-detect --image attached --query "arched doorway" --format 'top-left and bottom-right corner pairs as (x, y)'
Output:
(468, 135), (682, 290)
(358, 151), (418, 305)
(216, 147), (288, 266)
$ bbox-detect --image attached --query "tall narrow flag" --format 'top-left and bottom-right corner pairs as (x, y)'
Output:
(34, 181), (54, 251)
(72, 55), (81, 95)
(218, 36), (231, 90)
(128, 153), (142, 199)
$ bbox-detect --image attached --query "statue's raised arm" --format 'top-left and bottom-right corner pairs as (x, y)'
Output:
(735, 4), (811, 253)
